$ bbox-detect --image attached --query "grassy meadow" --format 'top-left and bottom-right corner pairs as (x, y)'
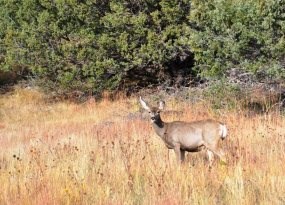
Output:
(0, 88), (285, 205)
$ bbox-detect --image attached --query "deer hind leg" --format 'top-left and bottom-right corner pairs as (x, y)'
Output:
(212, 148), (227, 165)
(207, 150), (214, 168)
(203, 143), (227, 165)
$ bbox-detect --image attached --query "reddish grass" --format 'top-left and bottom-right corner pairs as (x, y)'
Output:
(0, 88), (285, 204)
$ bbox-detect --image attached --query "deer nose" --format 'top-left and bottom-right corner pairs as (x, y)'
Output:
(151, 117), (155, 120)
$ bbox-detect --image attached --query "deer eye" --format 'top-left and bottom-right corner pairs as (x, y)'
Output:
(157, 111), (160, 114)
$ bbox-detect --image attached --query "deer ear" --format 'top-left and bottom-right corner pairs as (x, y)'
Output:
(158, 100), (165, 110)
(139, 96), (150, 111)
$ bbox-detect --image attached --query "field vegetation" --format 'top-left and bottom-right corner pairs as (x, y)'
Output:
(0, 88), (284, 204)
(1, 0), (285, 204)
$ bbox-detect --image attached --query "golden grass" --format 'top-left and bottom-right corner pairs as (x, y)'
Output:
(0, 88), (285, 205)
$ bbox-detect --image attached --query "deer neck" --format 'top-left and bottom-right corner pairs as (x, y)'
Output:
(152, 117), (167, 138)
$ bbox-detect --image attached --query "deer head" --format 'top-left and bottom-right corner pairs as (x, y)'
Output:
(139, 96), (165, 123)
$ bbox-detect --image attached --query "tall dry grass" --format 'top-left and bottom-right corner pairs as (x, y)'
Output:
(0, 88), (285, 205)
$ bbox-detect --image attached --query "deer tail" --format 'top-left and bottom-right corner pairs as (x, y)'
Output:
(220, 124), (228, 140)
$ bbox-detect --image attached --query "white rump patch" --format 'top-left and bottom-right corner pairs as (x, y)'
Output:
(220, 124), (228, 139)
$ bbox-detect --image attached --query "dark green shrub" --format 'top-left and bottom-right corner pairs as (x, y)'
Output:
(0, 0), (192, 94)
(1, 0), (284, 96)
(189, 0), (285, 80)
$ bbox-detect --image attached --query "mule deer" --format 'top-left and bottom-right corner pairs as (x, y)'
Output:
(139, 97), (227, 167)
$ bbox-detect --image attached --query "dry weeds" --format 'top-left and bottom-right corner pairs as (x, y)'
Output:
(0, 88), (285, 205)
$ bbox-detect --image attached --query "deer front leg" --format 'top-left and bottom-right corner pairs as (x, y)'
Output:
(174, 144), (182, 163)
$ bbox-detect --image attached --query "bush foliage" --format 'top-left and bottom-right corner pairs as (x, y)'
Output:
(0, 0), (284, 94)
(189, 0), (285, 79)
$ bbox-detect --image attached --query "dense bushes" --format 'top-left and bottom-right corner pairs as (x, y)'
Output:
(0, 0), (284, 94)
(0, 0), (193, 94)
(189, 0), (285, 79)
